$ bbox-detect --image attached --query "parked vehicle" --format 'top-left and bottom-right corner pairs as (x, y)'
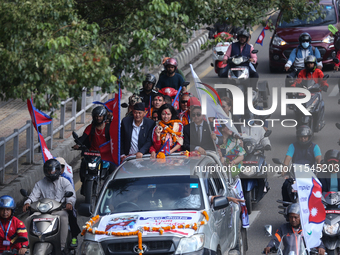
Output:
(322, 191), (340, 255)
(292, 75), (329, 133)
(240, 130), (272, 214)
(78, 152), (248, 255)
(20, 189), (76, 255)
(269, 0), (339, 72)
(72, 131), (110, 209)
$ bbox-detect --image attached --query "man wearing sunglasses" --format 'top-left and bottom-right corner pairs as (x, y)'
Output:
(178, 93), (191, 126)
(182, 100), (218, 155)
(285, 33), (322, 77)
(319, 150), (340, 192)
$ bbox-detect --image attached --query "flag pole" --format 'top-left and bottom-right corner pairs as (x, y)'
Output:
(118, 77), (121, 165)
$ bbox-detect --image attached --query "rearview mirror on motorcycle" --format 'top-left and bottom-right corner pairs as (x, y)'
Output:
(72, 131), (79, 140)
(323, 74), (330, 79)
(20, 189), (29, 198)
(64, 191), (73, 198)
(121, 102), (129, 108)
(251, 49), (258, 54)
(182, 81), (190, 87)
(264, 130), (272, 137)
(272, 158), (283, 165)
(333, 58), (340, 64)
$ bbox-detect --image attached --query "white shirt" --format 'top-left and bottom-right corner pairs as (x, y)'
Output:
(129, 120), (143, 155)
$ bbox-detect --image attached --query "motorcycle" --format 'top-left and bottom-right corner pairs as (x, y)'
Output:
(240, 129), (272, 214)
(322, 191), (340, 255)
(1, 236), (29, 255)
(292, 76), (329, 133)
(72, 131), (109, 209)
(20, 189), (75, 255)
(276, 233), (321, 255)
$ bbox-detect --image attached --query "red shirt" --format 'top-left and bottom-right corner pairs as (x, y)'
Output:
(0, 216), (28, 252)
(292, 68), (329, 88)
(84, 124), (108, 151)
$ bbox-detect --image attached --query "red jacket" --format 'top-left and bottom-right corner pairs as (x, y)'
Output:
(292, 68), (329, 88)
(335, 51), (340, 67)
(0, 216), (28, 252)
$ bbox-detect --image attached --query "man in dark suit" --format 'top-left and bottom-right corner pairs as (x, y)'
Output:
(183, 102), (217, 155)
(121, 102), (155, 160)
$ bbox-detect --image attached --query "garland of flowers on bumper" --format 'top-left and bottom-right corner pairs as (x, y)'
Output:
(81, 211), (209, 255)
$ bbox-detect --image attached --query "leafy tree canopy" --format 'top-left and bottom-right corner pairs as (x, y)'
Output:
(0, 0), (320, 109)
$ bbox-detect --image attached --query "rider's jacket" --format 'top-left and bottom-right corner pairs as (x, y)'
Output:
(230, 42), (251, 58)
(0, 216), (28, 252)
(291, 142), (317, 167)
(285, 45), (322, 69)
(292, 68), (329, 88)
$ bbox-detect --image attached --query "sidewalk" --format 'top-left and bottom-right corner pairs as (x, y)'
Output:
(0, 28), (210, 205)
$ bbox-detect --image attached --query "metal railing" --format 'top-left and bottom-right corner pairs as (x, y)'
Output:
(0, 88), (109, 184)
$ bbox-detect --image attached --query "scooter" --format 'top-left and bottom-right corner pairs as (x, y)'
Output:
(20, 189), (76, 255)
(2, 236), (29, 255)
(240, 129), (272, 214)
(322, 191), (340, 255)
(72, 131), (110, 209)
(292, 75), (329, 133)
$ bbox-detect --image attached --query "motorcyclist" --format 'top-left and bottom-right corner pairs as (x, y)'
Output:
(221, 28), (259, 90)
(285, 32), (322, 78)
(139, 74), (159, 107)
(291, 55), (329, 92)
(72, 105), (111, 191)
(23, 159), (77, 255)
(160, 57), (185, 79)
(0, 196), (28, 254)
(263, 203), (325, 255)
(319, 149), (340, 192)
(156, 58), (186, 92)
(281, 125), (322, 202)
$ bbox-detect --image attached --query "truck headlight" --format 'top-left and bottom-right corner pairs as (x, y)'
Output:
(324, 223), (339, 235)
(80, 241), (104, 255)
(175, 234), (204, 254)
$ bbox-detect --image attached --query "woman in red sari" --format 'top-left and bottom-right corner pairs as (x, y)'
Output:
(150, 104), (183, 158)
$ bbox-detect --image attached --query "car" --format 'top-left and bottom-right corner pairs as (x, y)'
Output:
(269, 0), (339, 72)
(78, 152), (247, 255)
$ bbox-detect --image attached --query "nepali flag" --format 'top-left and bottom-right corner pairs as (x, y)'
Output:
(214, 115), (222, 136)
(145, 95), (152, 118)
(93, 91), (122, 113)
(157, 138), (171, 156)
(27, 99), (54, 163)
(99, 87), (121, 165)
(255, 28), (266, 46)
(295, 165), (325, 251)
(27, 99), (52, 131)
(172, 86), (182, 110)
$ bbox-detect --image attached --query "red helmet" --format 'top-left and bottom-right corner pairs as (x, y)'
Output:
(158, 87), (178, 97)
(164, 58), (178, 69)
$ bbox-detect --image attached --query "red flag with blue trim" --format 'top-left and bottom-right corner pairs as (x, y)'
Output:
(27, 99), (52, 131)
(308, 177), (326, 224)
(145, 95), (152, 118)
(93, 91), (122, 113)
(214, 115), (222, 136)
(157, 138), (171, 156)
(38, 133), (54, 162)
(255, 29), (266, 46)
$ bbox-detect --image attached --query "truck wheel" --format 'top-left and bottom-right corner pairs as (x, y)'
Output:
(244, 190), (252, 215)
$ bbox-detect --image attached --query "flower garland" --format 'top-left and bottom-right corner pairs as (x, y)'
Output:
(158, 120), (182, 145)
(81, 211), (209, 255)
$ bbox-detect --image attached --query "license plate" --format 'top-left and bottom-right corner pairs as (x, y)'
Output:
(33, 218), (53, 222)
(231, 68), (245, 71)
(326, 210), (340, 214)
(84, 152), (101, 156)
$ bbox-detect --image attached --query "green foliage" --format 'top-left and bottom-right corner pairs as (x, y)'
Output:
(0, 0), (115, 109)
(0, 0), (321, 109)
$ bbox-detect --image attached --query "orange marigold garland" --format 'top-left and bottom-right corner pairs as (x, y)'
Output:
(81, 210), (209, 250)
(156, 152), (165, 159)
(158, 120), (182, 145)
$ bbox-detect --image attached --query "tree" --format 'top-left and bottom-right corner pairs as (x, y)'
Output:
(1, 0), (320, 109)
(0, 0), (116, 109)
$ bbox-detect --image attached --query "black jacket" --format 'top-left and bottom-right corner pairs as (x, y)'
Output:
(120, 116), (155, 156)
(183, 121), (216, 151)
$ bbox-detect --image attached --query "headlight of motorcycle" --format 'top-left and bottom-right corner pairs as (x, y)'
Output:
(324, 223), (339, 235)
(232, 57), (243, 65)
(37, 201), (53, 213)
(322, 35), (334, 44)
(175, 234), (204, 254)
(80, 241), (105, 255)
(306, 97), (318, 112)
(238, 68), (249, 79)
(88, 162), (97, 171)
(272, 35), (287, 46)
(241, 165), (258, 177)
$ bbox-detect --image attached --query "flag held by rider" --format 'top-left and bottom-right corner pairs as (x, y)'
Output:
(295, 164), (326, 251)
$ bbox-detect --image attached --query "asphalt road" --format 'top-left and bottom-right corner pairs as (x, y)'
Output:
(58, 23), (340, 254)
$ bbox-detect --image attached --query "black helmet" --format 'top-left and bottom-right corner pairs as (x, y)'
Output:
(92, 106), (107, 125)
(237, 29), (250, 41)
(144, 74), (156, 84)
(299, 33), (311, 45)
(43, 159), (61, 182)
(304, 55), (317, 72)
(296, 125), (313, 146)
(324, 149), (340, 164)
